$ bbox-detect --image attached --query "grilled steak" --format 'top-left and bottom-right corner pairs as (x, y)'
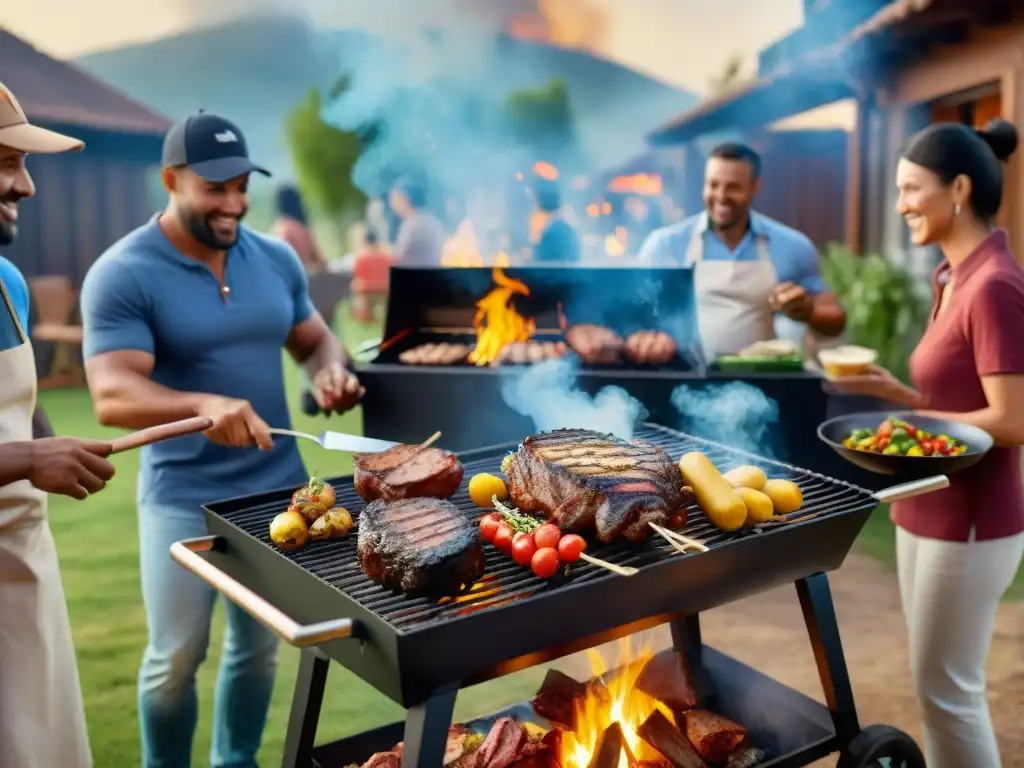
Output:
(505, 428), (689, 542)
(354, 444), (464, 501)
(357, 498), (485, 596)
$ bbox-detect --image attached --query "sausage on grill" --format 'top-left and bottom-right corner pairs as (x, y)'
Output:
(399, 343), (470, 365)
(565, 324), (624, 364)
(625, 330), (678, 365)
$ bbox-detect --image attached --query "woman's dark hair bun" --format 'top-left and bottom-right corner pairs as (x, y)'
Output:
(977, 119), (1019, 162)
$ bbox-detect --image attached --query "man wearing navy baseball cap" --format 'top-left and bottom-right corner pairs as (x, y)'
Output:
(80, 112), (365, 767)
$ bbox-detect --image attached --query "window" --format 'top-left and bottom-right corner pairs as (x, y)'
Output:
(930, 85), (1002, 128)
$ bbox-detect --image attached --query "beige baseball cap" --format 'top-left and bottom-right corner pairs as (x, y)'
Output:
(0, 81), (84, 153)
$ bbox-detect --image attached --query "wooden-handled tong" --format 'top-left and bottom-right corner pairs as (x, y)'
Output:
(109, 416), (214, 454)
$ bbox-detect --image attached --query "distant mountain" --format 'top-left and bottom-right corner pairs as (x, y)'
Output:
(74, 15), (696, 182)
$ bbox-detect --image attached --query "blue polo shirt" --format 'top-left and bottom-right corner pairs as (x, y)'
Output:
(636, 211), (827, 294)
(81, 216), (312, 508)
(0, 256), (29, 350)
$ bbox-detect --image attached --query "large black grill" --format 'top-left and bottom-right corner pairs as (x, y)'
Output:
(182, 424), (945, 768)
(199, 423), (879, 707)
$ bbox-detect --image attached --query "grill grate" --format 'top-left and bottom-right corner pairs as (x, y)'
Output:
(206, 424), (877, 634)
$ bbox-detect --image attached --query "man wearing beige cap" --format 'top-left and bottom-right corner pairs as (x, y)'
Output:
(0, 81), (118, 768)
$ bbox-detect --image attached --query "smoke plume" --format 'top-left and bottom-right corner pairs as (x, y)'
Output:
(670, 382), (782, 459)
(500, 358), (648, 440)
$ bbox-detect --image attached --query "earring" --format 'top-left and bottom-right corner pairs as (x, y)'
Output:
(954, 204), (961, 216)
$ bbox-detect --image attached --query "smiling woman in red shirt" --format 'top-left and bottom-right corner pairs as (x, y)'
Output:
(833, 118), (1024, 768)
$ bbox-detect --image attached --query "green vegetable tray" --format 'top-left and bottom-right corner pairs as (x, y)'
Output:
(713, 354), (806, 373)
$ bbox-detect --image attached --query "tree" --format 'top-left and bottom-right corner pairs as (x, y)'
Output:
(284, 79), (367, 229)
(709, 55), (745, 94)
(502, 78), (582, 168)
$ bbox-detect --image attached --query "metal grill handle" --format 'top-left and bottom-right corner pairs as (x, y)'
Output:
(170, 536), (356, 647)
(873, 475), (950, 504)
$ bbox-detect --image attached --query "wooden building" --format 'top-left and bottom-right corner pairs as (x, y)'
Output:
(0, 28), (171, 285)
(645, 0), (1023, 274)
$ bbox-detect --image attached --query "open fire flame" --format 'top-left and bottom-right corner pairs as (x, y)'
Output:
(468, 267), (536, 365)
(562, 640), (673, 767)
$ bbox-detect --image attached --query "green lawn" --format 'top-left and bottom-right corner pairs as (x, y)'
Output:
(38, 317), (1021, 765)
(41, 313), (546, 767)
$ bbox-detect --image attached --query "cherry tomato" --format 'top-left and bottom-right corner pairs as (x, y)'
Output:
(934, 437), (948, 449)
(557, 534), (586, 563)
(920, 440), (934, 456)
(492, 524), (514, 554)
(877, 437), (889, 451)
(940, 444), (954, 456)
(511, 533), (538, 567)
(531, 547), (561, 579)
(533, 524), (562, 550)
(479, 514), (501, 543)
(904, 426), (916, 438)
(877, 420), (894, 438)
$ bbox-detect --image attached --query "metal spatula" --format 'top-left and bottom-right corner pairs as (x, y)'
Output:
(268, 428), (398, 454)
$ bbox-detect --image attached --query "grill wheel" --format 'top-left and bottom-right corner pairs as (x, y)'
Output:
(836, 724), (926, 768)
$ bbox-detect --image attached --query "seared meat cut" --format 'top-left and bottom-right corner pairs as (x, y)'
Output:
(505, 428), (689, 542)
(354, 444), (464, 501)
(357, 498), (485, 596)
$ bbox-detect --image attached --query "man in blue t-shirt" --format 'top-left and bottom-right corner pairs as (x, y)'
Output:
(81, 113), (364, 767)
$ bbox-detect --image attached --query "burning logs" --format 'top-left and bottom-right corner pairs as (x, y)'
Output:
(530, 644), (763, 768)
(637, 711), (706, 768)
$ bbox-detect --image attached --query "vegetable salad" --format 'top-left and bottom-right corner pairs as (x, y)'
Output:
(843, 417), (969, 457)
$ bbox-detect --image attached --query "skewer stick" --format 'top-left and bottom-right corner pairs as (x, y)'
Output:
(579, 553), (638, 577)
(649, 523), (709, 553)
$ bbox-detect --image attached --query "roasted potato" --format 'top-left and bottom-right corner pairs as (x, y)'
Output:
(762, 479), (803, 514)
(722, 465), (767, 491)
(679, 452), (746, 532)
(269, 509), (309, 551)
(736, 487), (774, 525)
(291, 475), (337, 522)
(310, 507), (353, 541)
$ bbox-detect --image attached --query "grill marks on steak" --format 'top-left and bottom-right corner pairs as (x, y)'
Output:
(506, 428), (686, 542)
(357, 498), (485, 596)
(354, 444), (464, 501)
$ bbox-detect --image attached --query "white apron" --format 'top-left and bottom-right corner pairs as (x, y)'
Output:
(0, 279), (91, 767)
(686, 219), (778, 360)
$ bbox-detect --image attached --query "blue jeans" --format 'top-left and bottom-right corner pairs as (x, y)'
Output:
(137, 503), (278, 768)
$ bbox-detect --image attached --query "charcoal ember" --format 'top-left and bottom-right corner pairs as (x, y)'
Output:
(725, 745), (767, 768)
(473, 717), (541, 768)
(635, 648), (699, 711)
(532, 669), (587, 727)
(637, 710), (707, 768)
(682, 710), (747, 764)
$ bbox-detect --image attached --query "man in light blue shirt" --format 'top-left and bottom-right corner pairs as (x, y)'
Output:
(638, 142), (845, 359)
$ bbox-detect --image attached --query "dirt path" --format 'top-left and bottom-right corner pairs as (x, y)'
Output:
(555, 552), (1024, 766)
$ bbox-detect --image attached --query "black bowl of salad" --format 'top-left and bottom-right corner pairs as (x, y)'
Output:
(817, 411), (993, 478)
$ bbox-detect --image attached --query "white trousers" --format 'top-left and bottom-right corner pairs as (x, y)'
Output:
(896, 526), (1024, 768)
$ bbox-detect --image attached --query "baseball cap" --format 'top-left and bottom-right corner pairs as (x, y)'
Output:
(0, 81), (84, 154)
(162, 112), (269, 182)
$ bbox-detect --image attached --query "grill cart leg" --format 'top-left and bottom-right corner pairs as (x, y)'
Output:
(282, 649), (330, 768)
(401, 686), (459, 768)
(796, 573), (861, 744)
